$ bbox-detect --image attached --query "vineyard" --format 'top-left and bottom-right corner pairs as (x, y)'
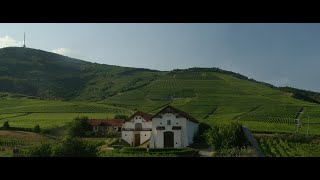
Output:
(256, 134), (320, 157)
(168, 72), (222, 80)
(0, 138), (28, 147)
(237, 105), (302, 125)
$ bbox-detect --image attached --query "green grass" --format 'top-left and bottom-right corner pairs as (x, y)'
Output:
(0, 113), (126, 130)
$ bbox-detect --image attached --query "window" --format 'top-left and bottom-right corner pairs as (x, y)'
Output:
(167, 120), (171, 125)
(135, 123), (142, 130)
(139, 117), (141, 119)
(145, 134), (146, 136)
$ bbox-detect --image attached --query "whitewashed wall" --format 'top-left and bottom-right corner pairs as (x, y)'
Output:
(122, 131), (134, 146)
(121, 115), (152, 146)
(150, 112), (198, 148)
(140, 131), (151, 144)
(122, 116), (152, 129)
(186, 120), (199, 144)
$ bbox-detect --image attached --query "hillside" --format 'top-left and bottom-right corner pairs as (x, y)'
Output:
(1, 47), (320, 135)
(0, 47), (162, 101)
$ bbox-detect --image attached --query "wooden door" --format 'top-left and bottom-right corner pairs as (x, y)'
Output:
(135, 134), (140, 146)
(164, 131), (174, 148)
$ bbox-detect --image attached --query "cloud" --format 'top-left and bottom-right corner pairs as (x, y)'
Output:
(52, 48), (72, 56)
(0, 35), (23, 48)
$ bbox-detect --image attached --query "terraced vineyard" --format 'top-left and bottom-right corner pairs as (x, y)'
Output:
(1, 67), (320, 135)
(101, 70), (319, 134)
(237, 105), (302, 125)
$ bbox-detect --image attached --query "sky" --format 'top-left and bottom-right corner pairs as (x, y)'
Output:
(0, 23), (319, 92)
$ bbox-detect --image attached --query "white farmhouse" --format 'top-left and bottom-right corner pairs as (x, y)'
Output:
(150, 105), (199, 148)
(121, 111), (153, 147)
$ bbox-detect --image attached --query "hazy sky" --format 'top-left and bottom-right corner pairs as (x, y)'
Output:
(0, 23), (319, 92)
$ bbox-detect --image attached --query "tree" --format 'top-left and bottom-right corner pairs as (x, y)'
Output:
(2, 121), (10, 130)
(114, 114), (128, 120)
(52, 136), (99, 157)
(67, 116), (91, 137)
(204, 122), (247, 150)
(204, 125), (222, 150)
(25, 143), (53, 157)
(33, 125), (41, 133)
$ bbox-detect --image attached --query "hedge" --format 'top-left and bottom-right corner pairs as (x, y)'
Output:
(120, 147), (147, 152)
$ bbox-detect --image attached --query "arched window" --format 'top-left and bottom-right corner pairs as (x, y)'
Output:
(135, 123), (142, 130)
(167, 120), (171, 125)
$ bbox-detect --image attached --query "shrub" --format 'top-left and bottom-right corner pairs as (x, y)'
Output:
(106, 131), (120, 138)
(2, 121), (10, 130)
(148, 148), (198, 156)
(25, 143), (53, 157)
(214, 147), (257, 157)
(52, 136), (99, 157)
(204, 122), (247, 150)
(114, 115), (128, 120)
(120, 147), (147, 152)
(33, 125), (41, 133)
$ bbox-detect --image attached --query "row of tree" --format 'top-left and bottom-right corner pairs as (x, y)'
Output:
(1, 121), (41, 133)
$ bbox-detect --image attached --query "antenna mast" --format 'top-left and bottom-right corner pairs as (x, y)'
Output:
(23, 33), (26, 48)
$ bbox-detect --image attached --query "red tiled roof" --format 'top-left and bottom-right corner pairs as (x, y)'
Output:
(88, 119), (125, 126)
(127, 111), (153, 122)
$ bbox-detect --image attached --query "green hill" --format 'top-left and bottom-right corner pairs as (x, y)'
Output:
(1, 47), (320, 135)
(0, 47), (162, 101)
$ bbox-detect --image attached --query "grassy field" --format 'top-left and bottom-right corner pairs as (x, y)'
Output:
(0, 130), (57, 157)
(0, 96), (131, 130)
(0, 113), (128, 130)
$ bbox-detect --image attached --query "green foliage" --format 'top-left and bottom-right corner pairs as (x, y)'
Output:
(100, 149), (177, 157)
(214, 147), (257, 157)
(204, 122), (247, 150)
(24, 137), (100, 157)
(2, 121), (10, 130)
(120, 147), (147, 152)
(25, 143), (53, 157)
(148, 148), (199, 157)
(67, 116), (91, 137)
(0, 138), (28, 146)
(51, 136), (99, 157)
(106, 131), (120, 138)
(256, 133), (320, 157)
(33, 125), (41, 133)
(0, 47), (162, 101)
(279, 86), (320, 104)
(114, 114), (128, 120)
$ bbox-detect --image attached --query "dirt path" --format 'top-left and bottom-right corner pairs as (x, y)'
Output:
(294, 107), (305, 126)
(198, 147), (214, 157)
